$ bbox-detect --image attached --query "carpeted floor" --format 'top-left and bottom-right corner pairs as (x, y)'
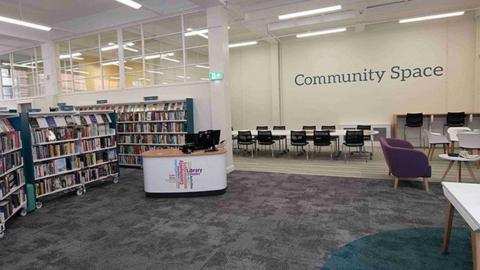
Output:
(0, 169), (468, 270)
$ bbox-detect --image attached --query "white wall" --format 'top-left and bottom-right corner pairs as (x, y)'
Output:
(230, 14), (477, 129)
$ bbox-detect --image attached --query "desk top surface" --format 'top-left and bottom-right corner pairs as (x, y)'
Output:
(142, 148), (226, 158)
(438, 154), (480, 162)
(442, 182), (480, 231)
(232, 130), (379, 136)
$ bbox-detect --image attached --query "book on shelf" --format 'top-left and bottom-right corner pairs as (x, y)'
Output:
(36, 118), (49, 128)
(54, 116), (68, 127)
(45, 116), (57, 128)
(88, 115), (97, 124)
(0, 189), (25, 222)
(95, 115), (104, 124)
(65, 115), (75, 126)
(54, 158), (67, 173)
(0, 119), (15, 133)
(0, 168), (25, 199)
(0, 130), (21, 152)
(35, 174), (80, 196)
(34, 156), (80, 178)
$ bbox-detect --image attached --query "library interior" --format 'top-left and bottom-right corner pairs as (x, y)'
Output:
(1, 0), (480, 269)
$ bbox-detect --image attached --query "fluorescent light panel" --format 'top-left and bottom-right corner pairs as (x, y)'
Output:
(0, 15), (51, 31)
(195, 65), (209, 69)
(279, 5), (342, 20)
(228, 41), (258, 48)
(296, 27), (347, 38)
(399, 11), (465, 23)
(115, 0), (142, 9)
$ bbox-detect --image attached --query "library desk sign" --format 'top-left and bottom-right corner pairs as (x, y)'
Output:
(142, 149), (227, 196)
(294, 65), (445, 86)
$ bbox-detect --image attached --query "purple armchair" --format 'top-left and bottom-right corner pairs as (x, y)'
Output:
(379, 137), (431, 191)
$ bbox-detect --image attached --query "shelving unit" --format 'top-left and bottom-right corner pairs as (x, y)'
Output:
(21, 110), (119, 209)
(77, 111), (119, 190)
(27, 111), (84, 208)
(77, 98), (194, 167)
(0, 113), (27, 238)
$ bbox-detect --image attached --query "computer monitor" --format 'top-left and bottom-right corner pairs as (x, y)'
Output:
(198, 130), (221, 151)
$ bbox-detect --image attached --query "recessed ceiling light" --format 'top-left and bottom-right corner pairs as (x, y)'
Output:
(279, 5), (342, 20)
(115, 0), (142, 9)
(399, 11), (465, 24)
(228, 41), (258, 48)
(296, 27), (347, 38)
(0, 15), (51, 31)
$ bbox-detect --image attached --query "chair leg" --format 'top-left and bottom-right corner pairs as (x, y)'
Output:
(394, 177), (399, 189)
(330, 144), (333, 160)
(423, 177), (430, 192)
(271, 145), (274, 158)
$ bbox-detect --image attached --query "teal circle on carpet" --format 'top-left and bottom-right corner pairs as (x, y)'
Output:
(323, 227), (471, 270)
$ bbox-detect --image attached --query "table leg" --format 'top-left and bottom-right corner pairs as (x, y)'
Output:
(465, 162), (478, 181)
(442, 203), (455, 254)
(473, 230), (480, 270)
(458, 162), (462, 183)
(441, 161), (455, 181)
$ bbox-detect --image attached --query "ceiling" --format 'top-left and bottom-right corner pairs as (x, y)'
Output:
(0, 0), (479, 54)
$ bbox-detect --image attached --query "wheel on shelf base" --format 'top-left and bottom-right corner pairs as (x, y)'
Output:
(20, 208), (27, 217)
(36, 201), (43, 209)
(76, 188), (84, 196)
(113, 176), (119, 184)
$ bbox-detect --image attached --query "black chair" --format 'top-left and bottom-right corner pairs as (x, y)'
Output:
(237, 131), (256, 158)
(257, 130), (275, 157)
(290, 130), (309, 160)
(302, 126), (316, 140)
(343, 130), (367, 161)
(357, 125), (374, 157)
(273, 126), (287, 151)
(232, 127), (238, 149)
(322, 125), (338, 151)
(404, 113), (423, 146)
(321, 125), (336, 131)
(302, 125), (316, 130)
(444, 112), (466, 130)
(256, 126), (269, 130)
(313, 130), (333, 159)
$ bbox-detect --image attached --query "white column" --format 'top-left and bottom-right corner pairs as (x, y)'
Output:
(207, 6), (234, 172)
(475, 12), (480, 112)
(40, 42), (59, 106)
(270, 41), (281, 125)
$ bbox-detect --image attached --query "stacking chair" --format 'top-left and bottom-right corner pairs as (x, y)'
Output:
(256, 130), (276, 157)
(423, 129), (450, 160)
(357, 125), (374, 158)
(343, 130), (367, 161)
(404, 113), (423, 146)
(302, 125), (316, 141)
(273, 125), (287, 152)
(237, 131), (256, 158)
(457, 133), (480, 152)
(256, 126), (269, 130)
(290, 130), (309, 160)
(322, 125), (338, 151)
(313, 130), (333, 159)
(443, 112), (466, 133)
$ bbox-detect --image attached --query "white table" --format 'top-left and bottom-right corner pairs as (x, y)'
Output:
(439, 154), (480, 182)
(142, 148), (227, 197)
(442, 182), (480, 270)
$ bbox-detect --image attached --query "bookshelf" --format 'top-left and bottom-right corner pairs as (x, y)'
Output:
(0, 114), (26, 238)
(23, 110), (119, 209)
(77, 98), (194, 167)
(77, 111), (119, 189)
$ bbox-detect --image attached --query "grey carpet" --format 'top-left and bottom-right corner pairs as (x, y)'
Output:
(0, 169), (467, 270)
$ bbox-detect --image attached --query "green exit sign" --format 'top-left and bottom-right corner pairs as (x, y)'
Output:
(209, 71), (224, 81)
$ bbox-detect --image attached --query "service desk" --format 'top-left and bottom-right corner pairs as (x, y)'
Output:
(142, 148), (227, 197)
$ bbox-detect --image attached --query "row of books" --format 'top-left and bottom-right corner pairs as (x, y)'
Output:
(0, 169), (25, 199)
(80, 150), (117, 168)
(119, 155), (142, 166)
(80, 125), (115, 138)
(0, 118), (15, 133)
(119, 134), (185, 145)
(118, 111), (186, 122)
(35, 173), (80, 197)
(30, 114), (112, 129)
(81, 163), (118, 184)
(119, 145), (171, 155)
(0, 131), (21, 153)
(0, 152), (22, 175)
(31, 128), (77, 145)
(81, 137), (115, 152)
(117, 122), (186, 133)
(34, 157), (80, 178)
(0, 189), (25, 222)
(33, 142), (78, 160)
(115, 102), (185, 113)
